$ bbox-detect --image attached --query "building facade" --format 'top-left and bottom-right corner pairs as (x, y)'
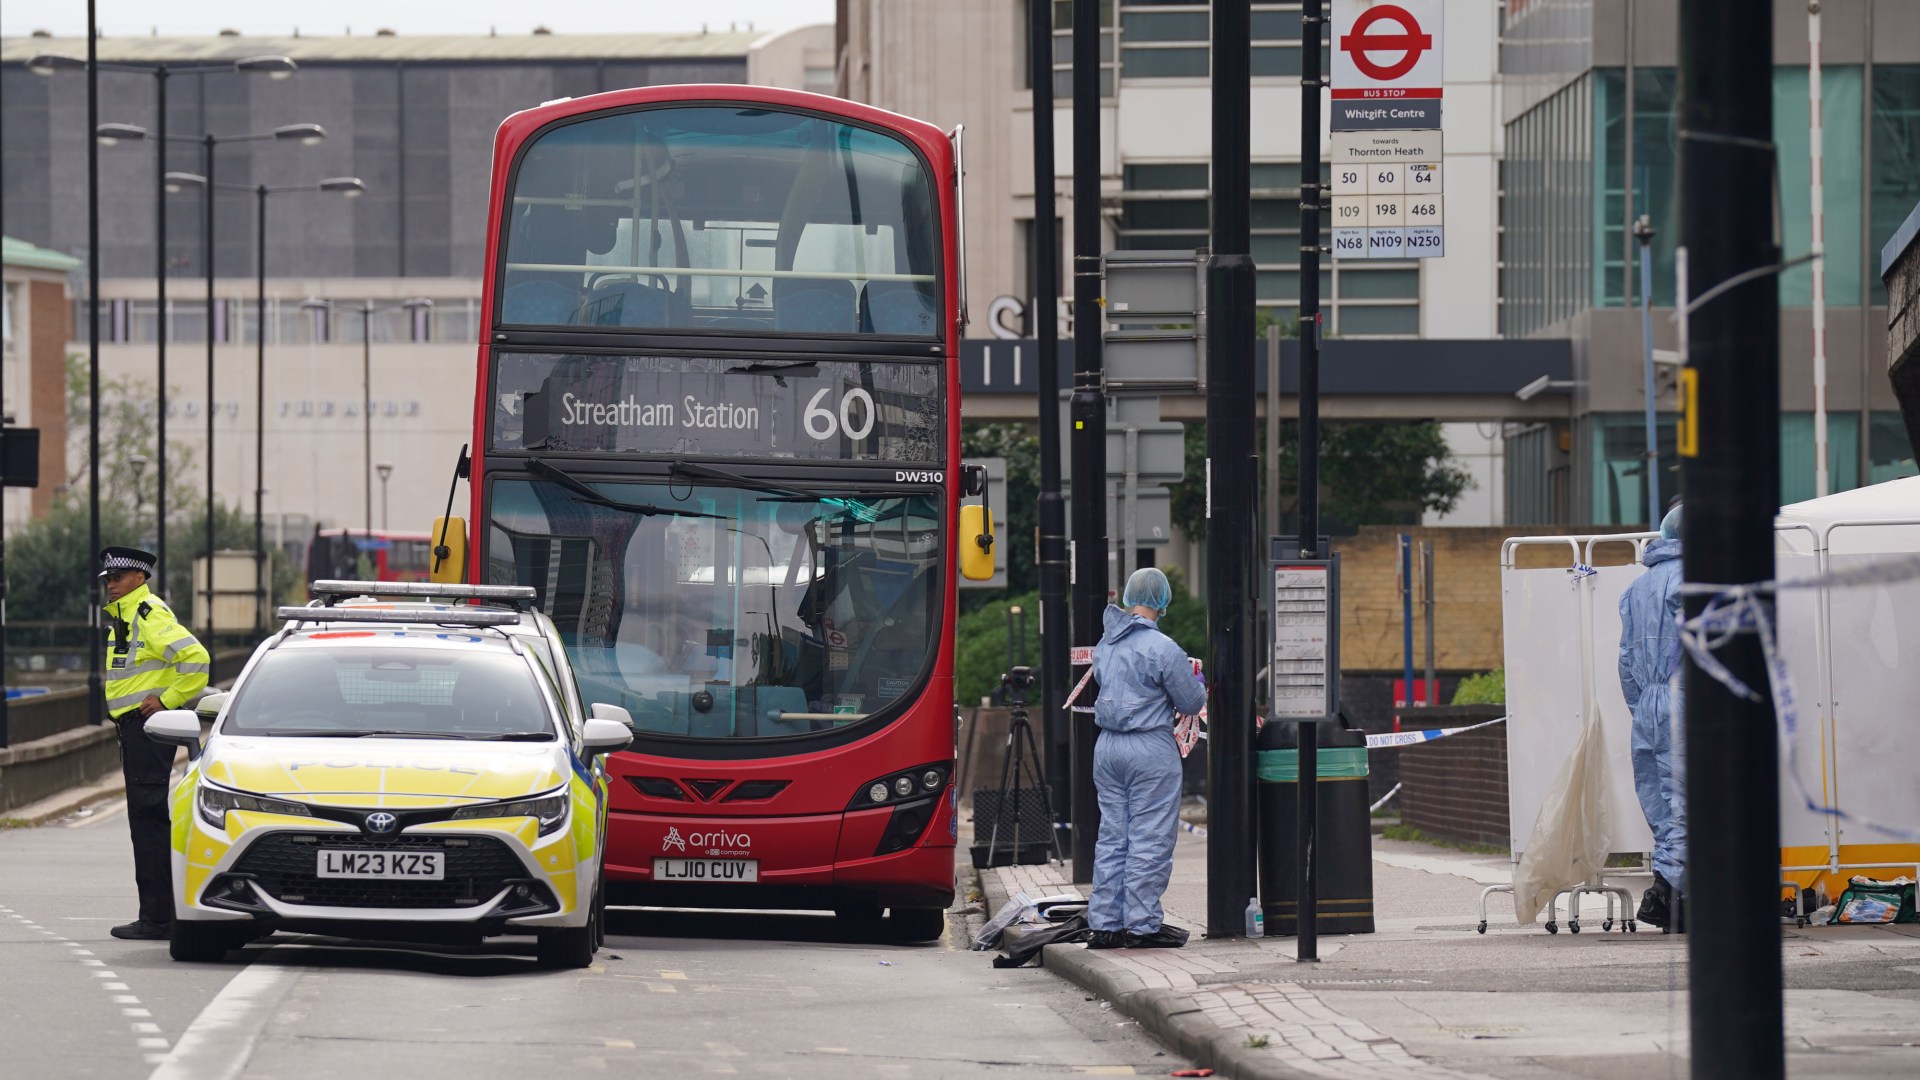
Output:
(838, 0), (1512, 526)
(0, 27), (828, 548)
(1499, 0), (1920, 524)
(1, 236), (79, 531)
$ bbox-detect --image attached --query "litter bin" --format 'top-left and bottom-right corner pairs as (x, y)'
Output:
(1257, 721), (1375, 935)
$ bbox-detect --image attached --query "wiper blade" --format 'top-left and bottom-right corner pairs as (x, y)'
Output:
(469, 731), (558, 741)
(735, 360), (818, 377)
(260, 729), (463, 739)
(669, 459), (826, 501)
(528, 456), (726, 519)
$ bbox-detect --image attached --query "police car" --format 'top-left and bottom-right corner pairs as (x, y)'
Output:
(144, 581), (630, 968)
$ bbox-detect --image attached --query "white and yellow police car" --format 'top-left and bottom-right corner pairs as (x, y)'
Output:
(144, 582), (631, 968)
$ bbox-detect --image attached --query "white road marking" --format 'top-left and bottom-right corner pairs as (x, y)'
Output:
(146, 949), (301, 1080)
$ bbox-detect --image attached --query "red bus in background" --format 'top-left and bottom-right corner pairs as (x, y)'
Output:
(432, 86), (986, 939)
(307, 529), (435, 590)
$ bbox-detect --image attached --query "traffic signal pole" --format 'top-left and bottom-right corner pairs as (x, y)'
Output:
(1205, 0), (1258, 938)
(1029, 0), (1074, 862)
(1068, 0), (1109, 882)
(1678, 2), (1785, 1075)
(1295, 0), (1327, 963)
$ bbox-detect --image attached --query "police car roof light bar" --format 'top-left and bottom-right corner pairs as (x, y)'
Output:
(309, 580), (539, 608)
(274, 606), (523, 628)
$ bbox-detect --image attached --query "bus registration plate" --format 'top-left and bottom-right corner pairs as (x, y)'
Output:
(654, 858), (759, 883)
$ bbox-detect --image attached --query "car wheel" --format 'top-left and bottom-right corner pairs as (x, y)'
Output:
(537, 923), (596, 970)
(890, 907), (947, 942)
(169, 920), (233, 963)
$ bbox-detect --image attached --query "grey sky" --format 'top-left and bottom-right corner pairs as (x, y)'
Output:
(2, 1), (835, 39)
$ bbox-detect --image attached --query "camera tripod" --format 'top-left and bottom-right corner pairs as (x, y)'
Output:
(982, 672), (1063, 867)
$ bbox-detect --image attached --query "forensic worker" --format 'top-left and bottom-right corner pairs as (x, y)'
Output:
(1086, 567), (1207, 950)
(99, 547), (210, 941)
(1618, 506), (1687, 932)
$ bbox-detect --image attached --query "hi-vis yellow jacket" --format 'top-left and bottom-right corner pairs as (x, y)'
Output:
(102, 583), (210, 717)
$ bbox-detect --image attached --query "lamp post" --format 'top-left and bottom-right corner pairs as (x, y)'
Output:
(33, 52), (296, 592)
(166, 174), (365, 628)
(301, 298), (432, 549)
(376, 463), (394, 531)
(102, 122), (326, 625)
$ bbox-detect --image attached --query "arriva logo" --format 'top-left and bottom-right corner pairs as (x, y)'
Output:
(687, 830), (753, 851)
(894, 470), (944, 484)
(662, 827), (687, 852)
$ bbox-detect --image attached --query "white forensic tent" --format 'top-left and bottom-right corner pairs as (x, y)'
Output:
(1501, 476), (1920, 899)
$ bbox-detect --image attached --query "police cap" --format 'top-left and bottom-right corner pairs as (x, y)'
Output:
(99, 546), (158, 579)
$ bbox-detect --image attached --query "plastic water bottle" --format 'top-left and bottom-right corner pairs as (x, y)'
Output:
(1245, 896), (1264, 937)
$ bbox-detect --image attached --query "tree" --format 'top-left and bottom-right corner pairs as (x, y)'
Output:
(1170, 419), (1472, 540)
(64, 352), (200, 517)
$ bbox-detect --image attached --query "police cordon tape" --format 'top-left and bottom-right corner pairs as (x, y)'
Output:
(1679, 550), (1920, 845)
(1061, 649), (1508, 756)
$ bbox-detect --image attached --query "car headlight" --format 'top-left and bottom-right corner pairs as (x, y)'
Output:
(197, 784), (312, 830)
(451, 791), (570, 836)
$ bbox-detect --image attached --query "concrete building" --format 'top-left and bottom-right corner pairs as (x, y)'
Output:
(1499, 0), (1920, 525)
(1, 236), (80, 532)
(0, 27), (829, 549)
(837, 0), (1514, 526)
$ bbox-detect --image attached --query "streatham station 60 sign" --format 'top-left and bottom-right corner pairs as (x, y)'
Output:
(1330, 1), (1444, 260)
(1331, 0), (1443, 131)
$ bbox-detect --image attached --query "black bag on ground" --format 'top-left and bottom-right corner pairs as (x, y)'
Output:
(992, 914), (1091, 968)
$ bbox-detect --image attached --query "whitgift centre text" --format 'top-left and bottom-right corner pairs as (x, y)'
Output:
(560, 393), (761, 431)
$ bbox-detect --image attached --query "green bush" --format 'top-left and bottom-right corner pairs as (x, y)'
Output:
(1451, 669), (1505, 706)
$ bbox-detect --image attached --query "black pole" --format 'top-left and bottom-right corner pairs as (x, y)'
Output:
(1295, 0), (1326, 964)
(363, 302), (374, 544)
(203, 133), (216, 628)
(1205, 0), (1258, 939)
(154, 68), (169, 586)
(1067, 0), (1109, 883)
(87, 1), (104, 725)
(254, 185), (267, 632)
(1029, 0), (1073, 863)
(1678, 2), (1783, 1075)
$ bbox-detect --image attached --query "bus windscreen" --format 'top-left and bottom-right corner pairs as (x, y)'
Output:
(499, 106), (942, 337)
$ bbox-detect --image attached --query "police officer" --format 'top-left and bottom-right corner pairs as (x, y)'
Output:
(99, 547), (210, 941)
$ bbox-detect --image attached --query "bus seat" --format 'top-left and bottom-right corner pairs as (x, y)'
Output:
(501, 280), (583, 326)
(579, 280), (687, 329)
(773, 278), (856, 332)
(859, 281), (940, 335)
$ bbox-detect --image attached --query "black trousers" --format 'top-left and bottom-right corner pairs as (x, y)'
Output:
(116, 713), (175, 925)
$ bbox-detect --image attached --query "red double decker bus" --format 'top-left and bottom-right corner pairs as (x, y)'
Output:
(431, 86), (987, 939)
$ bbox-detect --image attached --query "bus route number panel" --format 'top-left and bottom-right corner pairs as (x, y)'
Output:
(1329, 130), (1443, 260)
(491, 352), (946, 464)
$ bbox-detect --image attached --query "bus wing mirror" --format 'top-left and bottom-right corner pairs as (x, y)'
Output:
(430, 516), (468, 583)
(958, 504), (995, 581)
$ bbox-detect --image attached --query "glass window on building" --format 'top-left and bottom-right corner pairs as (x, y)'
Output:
(1870, 412), (1920, 485)
(1780, 411), (1861, 506)
(1777, 66), (1864, 307)
(1590, 68), (1679, 312)
(1871, 66), (1920, 307)
(1588, 413), (1679, 528)
(1502, 74), (1593, 336)
(1053, 1), (1118, 99)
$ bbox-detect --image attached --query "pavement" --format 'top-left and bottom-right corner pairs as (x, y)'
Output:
(974, 829), (1920, 1079)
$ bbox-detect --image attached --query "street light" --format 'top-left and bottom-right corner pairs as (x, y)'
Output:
(376, 463), (394, 531)
(34, 52), (299, 593)
(169, 174), (365, 627)
(302, 297), (432, 550)
(109, 123), (328, 626)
